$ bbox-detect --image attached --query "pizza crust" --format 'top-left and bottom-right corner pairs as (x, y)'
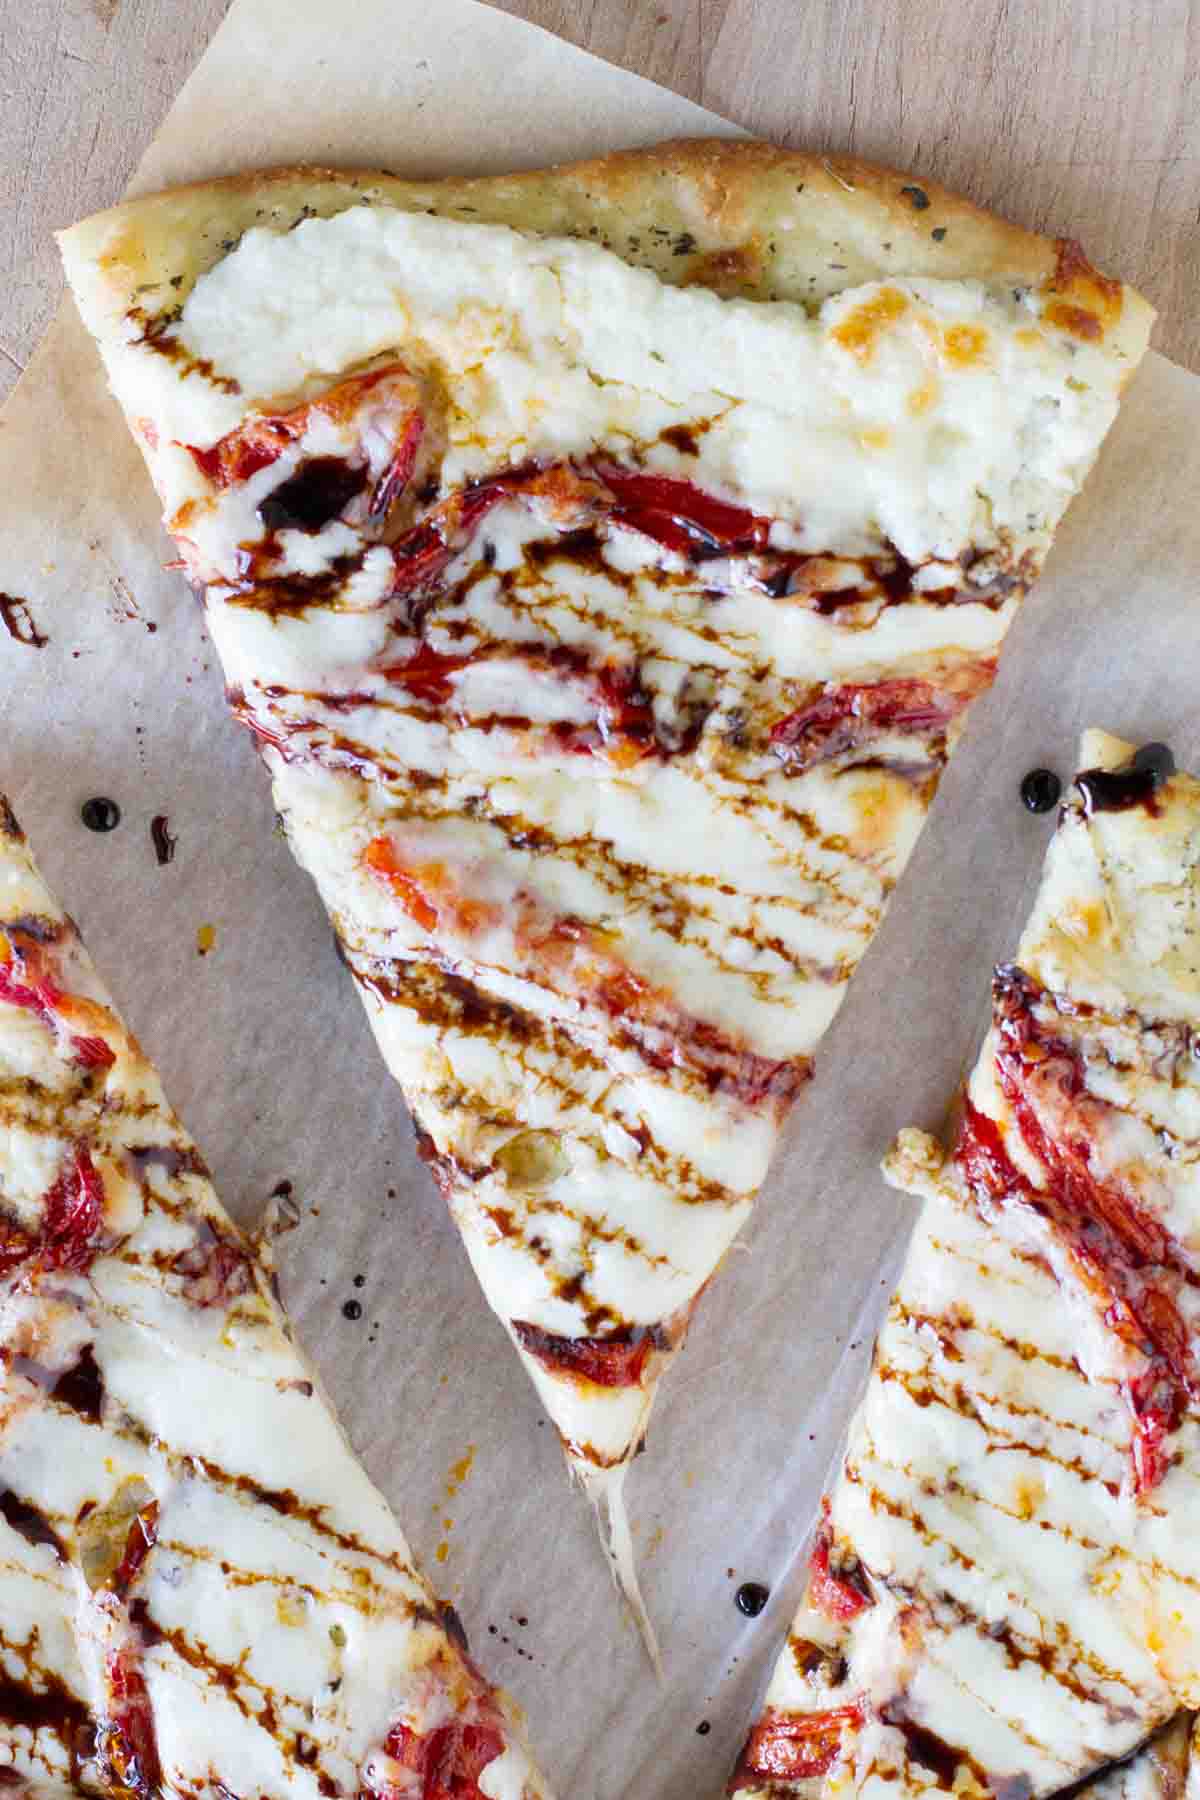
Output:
(59, 137), (1154, 369)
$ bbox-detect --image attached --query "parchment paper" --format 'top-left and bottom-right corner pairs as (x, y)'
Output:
(1, 4), (1198, 1795)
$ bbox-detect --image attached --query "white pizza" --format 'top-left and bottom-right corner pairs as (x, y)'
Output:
(58, 142), (1153, 1642)
(734, 731), (1200, 1797)
(0, 799), (549, 1800)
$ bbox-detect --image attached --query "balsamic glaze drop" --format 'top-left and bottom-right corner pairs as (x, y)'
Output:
(150, 813), (177, 865)
(1133, 740), (1177, 782)
(257, 457), (366, 534)
(81, 797), (121, 833)
(1077, 742), (1176, 816)
(734, 1581), (770, 1617)
(1019, 767), (1061, 814)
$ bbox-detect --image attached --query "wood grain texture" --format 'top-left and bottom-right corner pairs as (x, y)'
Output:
(0, 0), (229, 403)
(485, 0), (735, 103)
(2, 0), (1197, 408)
(702, 0), (1200, 364)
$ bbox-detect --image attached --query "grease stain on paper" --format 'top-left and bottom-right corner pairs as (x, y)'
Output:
(446, 1445), (475, 1498)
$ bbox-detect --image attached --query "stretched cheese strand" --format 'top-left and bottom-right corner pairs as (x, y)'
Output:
(0, 799), (550, 1800)
(579, 1463), (662, 1679)
(735, 733), (1200, 1798)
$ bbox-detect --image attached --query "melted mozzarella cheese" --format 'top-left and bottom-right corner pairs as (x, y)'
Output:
(0, 819), (548, 1800)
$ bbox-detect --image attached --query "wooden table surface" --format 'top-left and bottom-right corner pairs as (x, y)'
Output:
(3, 0), (1197, 407)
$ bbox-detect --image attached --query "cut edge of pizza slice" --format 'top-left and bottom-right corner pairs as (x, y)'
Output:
(59, 144), (1153, 1657)
(733, 729), (1200, 1798)
(0, 795), (551, 1800)
(1069, 1716), (1194, 1800)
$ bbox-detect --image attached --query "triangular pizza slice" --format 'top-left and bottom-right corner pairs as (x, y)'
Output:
(60, 142), (1152, 1642)
(0, 799), (549, 1799)
(734, 731), (1200, 1797)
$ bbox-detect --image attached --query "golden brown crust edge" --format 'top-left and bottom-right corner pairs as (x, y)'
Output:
(59, 138), (1154, 369)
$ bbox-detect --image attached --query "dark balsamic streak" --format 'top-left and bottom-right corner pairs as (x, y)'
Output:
(874, 1358), (1119, 1497)
(185, 1451), (409, 1574)
(1076, 764), (1162, 817)
(126, 1605), (343, 1789)
(130, 307), (240, 395)
(226, 552), (365, 616)
(223, 450), (1017, 634)
(0, 1490), (67, 1560)
(49, 1346), (105, 1424)
(357, 958), (738, 1207)
(859, 1474), (1139, 1709)
(882, 1700), (1029, 1798)
(0, 1669), (91, 1760)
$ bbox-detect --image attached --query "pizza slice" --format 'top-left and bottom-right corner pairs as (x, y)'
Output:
(733, 731), (1200, 1798)
(0, 798), (549, 1799)
(59, 142), (1153, 1644)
